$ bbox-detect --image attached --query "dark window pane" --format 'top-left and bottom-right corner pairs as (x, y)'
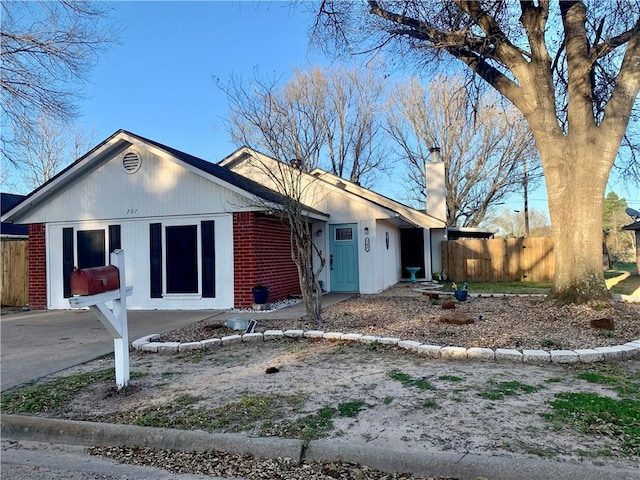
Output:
(166, 225), (198, 294)
(335, 227), (353, 241)
(201, 221), (215, 298)
(109, 225), (121, 253)
(77, 230), (105, 269)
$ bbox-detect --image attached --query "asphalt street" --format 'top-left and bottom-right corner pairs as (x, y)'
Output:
(1, 440), (231, 480)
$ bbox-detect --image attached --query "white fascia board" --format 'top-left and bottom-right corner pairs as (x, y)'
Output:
(0, 234), (28, 239)
(394, 207), (445, 229)
(232, 196), (328, 221)
(221, 147), (279, 168)
(302, 209), (330, 221)
(217, 146), (256, 168)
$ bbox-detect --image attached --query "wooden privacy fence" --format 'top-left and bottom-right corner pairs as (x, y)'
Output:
(442, 237), (554, 283)
(1, 240), (29, 307)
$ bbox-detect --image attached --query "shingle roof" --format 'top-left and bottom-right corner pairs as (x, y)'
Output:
(123, 131), (327, 217)
(1, 193), (28, 236)
(622, 221), (640, 231)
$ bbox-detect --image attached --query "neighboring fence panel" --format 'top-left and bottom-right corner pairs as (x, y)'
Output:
(442, 237), (554, 283)
(1, 240), (29, 307)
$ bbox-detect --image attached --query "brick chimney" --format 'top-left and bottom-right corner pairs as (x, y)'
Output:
(425, 147), (446, 222)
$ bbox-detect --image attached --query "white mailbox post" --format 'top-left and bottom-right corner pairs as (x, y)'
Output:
(68, 249), (133, 389)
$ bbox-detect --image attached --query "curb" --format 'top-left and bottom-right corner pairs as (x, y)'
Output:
(132, 332), (640, 364)
(3, 415), (639, 480)
(0, 414), (302, 461)
(305, 439), (640, 480)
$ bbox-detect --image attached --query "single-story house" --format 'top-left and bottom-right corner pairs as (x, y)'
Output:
(2, 130), (447, 310)
(219, 147), (447, 295)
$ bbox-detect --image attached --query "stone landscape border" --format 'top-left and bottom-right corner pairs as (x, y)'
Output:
(132, 330), (640, 364)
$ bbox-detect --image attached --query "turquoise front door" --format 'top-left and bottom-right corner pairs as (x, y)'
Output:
(329, 224), (359, 292)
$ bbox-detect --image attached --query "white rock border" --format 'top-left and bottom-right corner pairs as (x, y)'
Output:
(131, 331), (640, 364)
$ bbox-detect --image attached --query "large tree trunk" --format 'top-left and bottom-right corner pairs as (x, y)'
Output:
(539, 135), (613, 304)
(355, 0), (640, 305)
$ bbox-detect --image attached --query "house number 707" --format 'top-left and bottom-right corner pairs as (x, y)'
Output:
(126, 209), (138, 214)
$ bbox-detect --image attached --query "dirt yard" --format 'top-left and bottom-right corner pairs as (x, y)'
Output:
(46, 337), (639, 471)
(8, 286), (639, 478)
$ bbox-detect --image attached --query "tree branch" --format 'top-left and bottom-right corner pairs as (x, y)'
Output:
(560, 1), (597, 131)
(456, 0), (529, 71)
(592, 15), (640, 60)
(600, 29), (640, 143)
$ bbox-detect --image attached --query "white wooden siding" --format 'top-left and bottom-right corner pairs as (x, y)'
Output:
(16, 147), (250, 225)
(46, 215), (234, 310)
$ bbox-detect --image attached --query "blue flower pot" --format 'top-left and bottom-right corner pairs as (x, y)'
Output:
(454, 290), (468, 301)
(252, 288), (269, 304)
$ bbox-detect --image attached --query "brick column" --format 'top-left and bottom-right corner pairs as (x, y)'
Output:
(28, 223), (47, 309)
(233, 212), (258, 307)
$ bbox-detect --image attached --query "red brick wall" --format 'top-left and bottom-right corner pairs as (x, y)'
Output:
(233, 212), (300, 307)
(28, 223), (47, 309)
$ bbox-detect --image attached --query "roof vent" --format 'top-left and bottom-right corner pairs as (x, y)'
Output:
(122, 151), (142, 174)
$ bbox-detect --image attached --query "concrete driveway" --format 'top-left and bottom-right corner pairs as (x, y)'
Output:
(1, 309), (220, 391)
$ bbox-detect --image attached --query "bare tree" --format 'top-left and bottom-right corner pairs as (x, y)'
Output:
(12, 112), (95, 190)
(218, 66), (394, 323)
(387, 75), (540, 227)
(221, 65), (390, 186)
(220, 73), (327, 324)
(1, 0), (116, 162)
(317, 64), (391, 186)
(316, 1), (640, 305)
(482, 207), (552, 238)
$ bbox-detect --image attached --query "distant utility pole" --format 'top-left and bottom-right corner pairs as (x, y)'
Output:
(523, 157), (530, 238)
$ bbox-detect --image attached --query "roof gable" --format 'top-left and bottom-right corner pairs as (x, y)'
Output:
(2, 131), (327, 223)
(308, 169), (445, 228)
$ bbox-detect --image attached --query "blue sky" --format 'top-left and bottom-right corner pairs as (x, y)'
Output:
(4, 0), (638, 215)
(82, 1), (324, 165)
